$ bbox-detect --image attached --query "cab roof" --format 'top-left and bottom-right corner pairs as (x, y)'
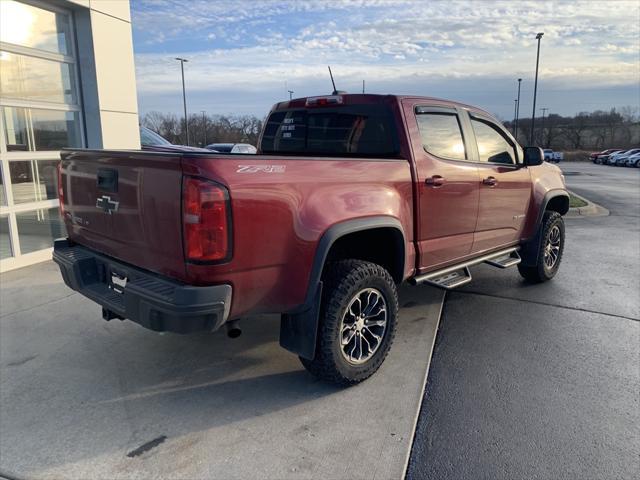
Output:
(274, 93), (494, 119)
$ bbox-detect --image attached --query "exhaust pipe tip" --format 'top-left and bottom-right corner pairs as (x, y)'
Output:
(226, 320), (242, 338)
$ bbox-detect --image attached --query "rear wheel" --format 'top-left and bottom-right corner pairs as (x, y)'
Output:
(518, 211), (565, 283)
(300, 260), (398, 386)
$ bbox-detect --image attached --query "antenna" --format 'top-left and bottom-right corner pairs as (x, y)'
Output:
(328, 66), (337, 94)
(362, 80), (365, 94)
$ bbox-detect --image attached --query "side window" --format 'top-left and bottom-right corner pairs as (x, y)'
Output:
(470, 117), (516, 164)
(415, 113), (466, 161)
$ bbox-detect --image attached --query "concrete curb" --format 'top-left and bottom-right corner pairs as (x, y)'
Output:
(566, 190), (609, 218)
(401, 291), (446, 479)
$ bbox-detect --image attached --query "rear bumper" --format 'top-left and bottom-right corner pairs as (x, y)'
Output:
(52, 239), (232, 334)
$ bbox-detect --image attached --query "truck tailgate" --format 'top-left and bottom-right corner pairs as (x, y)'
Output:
(60, 150), (186, 280)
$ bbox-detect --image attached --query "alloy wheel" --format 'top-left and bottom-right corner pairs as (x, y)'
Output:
(544, 225), (561, 269)
(339, 288), (387, 365)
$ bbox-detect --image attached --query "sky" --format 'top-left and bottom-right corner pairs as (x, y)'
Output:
(131, 0), (640, 120)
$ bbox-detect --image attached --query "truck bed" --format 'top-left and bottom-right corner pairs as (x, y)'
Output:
(59, 149), (414, 318)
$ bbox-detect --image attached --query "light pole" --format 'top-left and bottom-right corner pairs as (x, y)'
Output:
(530, 33), (543, 145)
(287, 90), (294, 100)
(175, 57), (189, 145)
(201, 110), (207, 146)
(541, 107), (548, 147)
(513, 99), (518, 135)
(515, 78), (522, 140)
(362, 80), (365, 94)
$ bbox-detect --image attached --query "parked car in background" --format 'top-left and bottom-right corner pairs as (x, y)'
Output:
(624, 152), (640, 167)
(590, 149), (622, 164)
(205, 143), (257, 154)
(621, 152), (638, 167)
(600, 152), (619, 165)
(140, 126), (211, 153)
(543, 149), (563, 163)
(618, 149), (640, 166)
(606, 150), (626, 165)
(610, 149), (640, 166)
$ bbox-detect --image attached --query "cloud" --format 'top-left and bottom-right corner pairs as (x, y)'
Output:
(131, 0), (640, 117)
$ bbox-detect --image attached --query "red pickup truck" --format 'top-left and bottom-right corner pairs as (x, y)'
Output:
(54, 94), (568, 385)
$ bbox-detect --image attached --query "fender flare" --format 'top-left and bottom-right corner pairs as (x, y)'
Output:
(520, 190), (569, 266)
(280, 216), (406, 359)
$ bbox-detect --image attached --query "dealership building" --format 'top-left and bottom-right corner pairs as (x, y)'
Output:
(0, 0), (139, 271)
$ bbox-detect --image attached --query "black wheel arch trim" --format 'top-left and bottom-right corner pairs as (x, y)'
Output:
(280, 216), (406, 359)
(520, 190), (568, 267)
(537, 189), (570, 224)
(301, 215), (405, 311)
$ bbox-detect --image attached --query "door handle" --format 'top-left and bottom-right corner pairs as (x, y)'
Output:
(425, 175), (445, 187)
(482, 176), (498, 187)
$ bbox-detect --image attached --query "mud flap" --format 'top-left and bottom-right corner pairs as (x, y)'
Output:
(280, 282), (322, 360)
(520, 226), (543, 267)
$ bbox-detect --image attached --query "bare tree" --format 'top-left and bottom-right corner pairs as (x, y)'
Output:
(140, 111), (264, 146)
(562, 113), (589, 149)
(141, 111), (165, 133)
(542, 114), (562, 148)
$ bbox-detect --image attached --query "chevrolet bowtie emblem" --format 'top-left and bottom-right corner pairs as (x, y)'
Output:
(96, 195), (119, 214)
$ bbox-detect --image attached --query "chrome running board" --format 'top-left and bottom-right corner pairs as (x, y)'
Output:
(484, 250), (521, 269)
(409, 247), (520, 290)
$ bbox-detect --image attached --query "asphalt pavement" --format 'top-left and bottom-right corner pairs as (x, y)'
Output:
(407, 162), (640, 479)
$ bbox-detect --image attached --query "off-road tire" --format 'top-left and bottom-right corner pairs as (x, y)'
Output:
(299, 260), (398, 386)
(518, 211), (565, 283)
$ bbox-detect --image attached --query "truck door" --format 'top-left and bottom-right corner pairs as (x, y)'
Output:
(464, 112), (532, 252)
(402, 101), (480, 271)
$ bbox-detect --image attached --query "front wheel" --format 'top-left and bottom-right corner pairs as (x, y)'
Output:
(518, 211), (565, 283)
(300, 260), (398, 386)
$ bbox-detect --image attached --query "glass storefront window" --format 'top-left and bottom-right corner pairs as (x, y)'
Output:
(0, 52), (76, 104)
(16, 207), (64, 255)
(0, 2), (80, 269)
(0, 1), (72, 55)
(0, 215), (11, 259)
(9, 159), (60, 204)
(1, 169), (6, 205)
(3, 107), (81, 151)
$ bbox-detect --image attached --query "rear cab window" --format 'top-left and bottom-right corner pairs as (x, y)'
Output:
(260, 103), (399, 157)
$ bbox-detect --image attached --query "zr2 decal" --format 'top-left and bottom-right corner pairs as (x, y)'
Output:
(236, 165), (286, 173)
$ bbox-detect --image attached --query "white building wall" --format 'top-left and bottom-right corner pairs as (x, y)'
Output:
(78, 0), (140, 149)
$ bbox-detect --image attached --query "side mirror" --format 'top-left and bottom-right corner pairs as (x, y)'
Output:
(523, 147), (544, 166)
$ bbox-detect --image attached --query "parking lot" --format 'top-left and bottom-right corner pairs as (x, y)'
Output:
(408, 161), (639, 479)
(1, 161), (638, 479)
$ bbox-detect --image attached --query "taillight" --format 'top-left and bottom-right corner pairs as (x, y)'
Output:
(182, 176), (231, 262)
(57, 162), (65, 216)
